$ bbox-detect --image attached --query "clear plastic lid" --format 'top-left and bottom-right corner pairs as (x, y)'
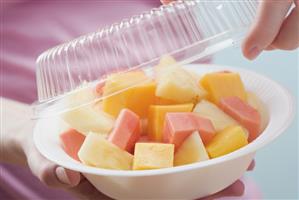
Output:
(34, 0), (258, 118)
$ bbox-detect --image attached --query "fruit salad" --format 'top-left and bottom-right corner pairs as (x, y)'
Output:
(59, 56), (268, 171)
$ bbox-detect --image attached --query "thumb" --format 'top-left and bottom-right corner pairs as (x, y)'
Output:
(242, 0), (293, 60)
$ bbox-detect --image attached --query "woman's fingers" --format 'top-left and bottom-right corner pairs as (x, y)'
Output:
(26, 148), (80, 188)
(67, 178), (113, 200)
(199, 180), (245, 200)
(242, 0), (293, 59)
(271, 5), (299, 50)
(247, 159), (255, 171)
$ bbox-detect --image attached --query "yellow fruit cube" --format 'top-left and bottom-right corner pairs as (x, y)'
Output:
(133, 143), (174, 170)
(148, 103), (194, 141)
(62, 87), (114, 135)
(78, 133), (133, 170)
(206, 125), (248, 158)
(200, 72), (247, 104)
(102, 71), (155, 117)
(174, 132), (209, 166)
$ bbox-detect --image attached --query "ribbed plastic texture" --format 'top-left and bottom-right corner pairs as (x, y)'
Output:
(35, 0), (258, 118)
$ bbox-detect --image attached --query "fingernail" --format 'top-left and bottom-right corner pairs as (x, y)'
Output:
(247, 46), (262, 60)
(56, 167), (72, 185)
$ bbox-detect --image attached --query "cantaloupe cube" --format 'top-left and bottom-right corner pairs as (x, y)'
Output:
(193, 100), (238, 132)
(200, 72), (247, 104)
(174, 132), (209, 166)
(78, 133), (133, 170)
(247, 91), (269, 132)
(156, 67), (206, 103)
(163, 113), (215, 149)
(219, 96), (261, 142)
(147, 103), (194, 142)
(108, 109), (141, 153)
(206, 125), (248, 158)
(154, 96), (179, 105)
(62, 87), (115, 135)
(102, 71), (155, 117)
(60, 129), (85, 161)
(133, 143), (174, 170)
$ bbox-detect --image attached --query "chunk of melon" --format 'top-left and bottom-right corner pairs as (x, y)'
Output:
(102, 71), (155, 117)
(108, 109), (141, 153)
(148, 103), (194, 142)
(60, 129), (85, 161)
(62, 87), (115, 135)
(206, 125), (248, 158)
(174, 132), (209, 166)
(163, 113), (215, 149)
(219, 96), (261, 142)
(200, 72), (247, 104)
(247, 91), (269, 132)
(133, 143), (174, 170)
(78, 133), (133, 170)
(193, 100), (238, 132)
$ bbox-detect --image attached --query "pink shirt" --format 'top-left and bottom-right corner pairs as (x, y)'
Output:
(1, 1), (160, 199)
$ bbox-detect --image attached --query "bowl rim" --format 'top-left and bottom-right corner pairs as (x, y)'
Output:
(33, 64), (296, 177)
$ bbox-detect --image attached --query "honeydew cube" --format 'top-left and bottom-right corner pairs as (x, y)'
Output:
(102, 71), (155, 117)
(60, 129), (85, 161)
(108, 109), (141, 153)
(147, 103), (194, 142)
(62, 87), (115, 135)
(219, 96), (261, 142)
(163, 113), (215, 149)
(174, 131), (209, 166)
(206, 125), (248, 158)
(200, 72), (247, 104)
(193, 100), (238, 132)
(247, 91), (269, 133)
(133, 143), (174, 170)
(78, 133), (133, 170)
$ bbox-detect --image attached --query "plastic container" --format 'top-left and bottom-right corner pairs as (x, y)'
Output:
(34, 64), (295, 199)
(34, 0), (259, 118)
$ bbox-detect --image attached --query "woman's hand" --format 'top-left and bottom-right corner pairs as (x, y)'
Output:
(161, 0), (299, 60)
(2, 98), (111, 200)
(242, 0), (299, 60)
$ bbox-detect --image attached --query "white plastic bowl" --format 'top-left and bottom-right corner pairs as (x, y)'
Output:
(34, 64), (295, 199)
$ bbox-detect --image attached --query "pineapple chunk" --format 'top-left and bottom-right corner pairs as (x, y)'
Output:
(133, 143), (174, 170)
(200, 72), (247, 104)
(193, 100), (238, 132)
(206, 125), (248, 158)
(78, 133), (133, 170)
(148, 103), (194, 142)
(102, 71), (155, 117)
(62, 87), (114, 135)
(155, 56), (206, 103)
(247, 91), (269, 132)
(174, 132), (209, 166)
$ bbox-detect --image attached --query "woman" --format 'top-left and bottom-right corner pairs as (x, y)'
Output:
(1, 0), (298, 199)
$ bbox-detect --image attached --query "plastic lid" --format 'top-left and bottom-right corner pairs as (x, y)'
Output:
(34, 0), (258, 118)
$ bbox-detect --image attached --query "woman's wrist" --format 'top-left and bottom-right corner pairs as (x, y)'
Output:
(1, 97), (33, 166)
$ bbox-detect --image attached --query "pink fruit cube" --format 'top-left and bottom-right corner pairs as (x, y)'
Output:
(60, 129), (85, 161)
(163, 113), (215, 149)
(219, 96), (261, 142)
(108, 109), (141, 153)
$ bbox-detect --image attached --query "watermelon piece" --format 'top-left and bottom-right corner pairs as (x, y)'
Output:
(108, 109), (141, 153)
(60, 129), (85, 161)
(219, 96), (261, 142)
(163, 113), (215, 149)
